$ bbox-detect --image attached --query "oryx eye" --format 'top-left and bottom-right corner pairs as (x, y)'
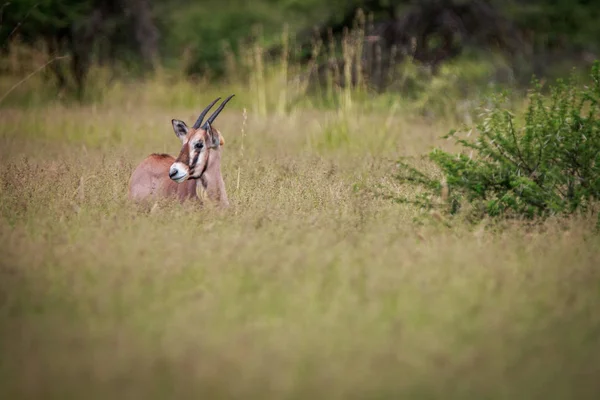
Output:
(194, 141), (204, 150)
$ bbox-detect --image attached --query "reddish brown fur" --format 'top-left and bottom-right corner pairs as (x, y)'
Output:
(128, 153), (198, 202)
(175, 142), (191, 166)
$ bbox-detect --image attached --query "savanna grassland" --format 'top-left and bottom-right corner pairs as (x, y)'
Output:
(1, 63), (600, 400)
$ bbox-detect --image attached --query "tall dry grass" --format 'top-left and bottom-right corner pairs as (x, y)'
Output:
(1, 21), (600, 400)
(1, 98), (600, 399)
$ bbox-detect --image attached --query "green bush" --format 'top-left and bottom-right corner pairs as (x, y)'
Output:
(394, 61), (600, 221)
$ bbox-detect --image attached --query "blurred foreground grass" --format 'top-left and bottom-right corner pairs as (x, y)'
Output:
(1, 80), (600, 399)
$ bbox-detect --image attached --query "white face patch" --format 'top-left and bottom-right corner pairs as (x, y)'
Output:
(187, 134), (210, 179)
(190, 150), (209, 179)
(169, 162), (189, 183)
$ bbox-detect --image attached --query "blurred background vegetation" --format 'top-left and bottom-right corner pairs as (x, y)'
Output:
(2, 3), (600, 398)
(1, 0), (599, 116)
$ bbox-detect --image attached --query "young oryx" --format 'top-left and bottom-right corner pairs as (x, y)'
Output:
(128, 95), (234, 207)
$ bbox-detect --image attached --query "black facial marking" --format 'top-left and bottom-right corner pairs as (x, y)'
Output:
(190, 148), (210, 180)
(190, 150), (201, 171)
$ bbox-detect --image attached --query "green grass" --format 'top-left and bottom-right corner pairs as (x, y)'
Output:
(1, 82), (600, 399)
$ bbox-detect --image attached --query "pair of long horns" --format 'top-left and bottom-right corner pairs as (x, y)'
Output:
(192, 94), (235, 130)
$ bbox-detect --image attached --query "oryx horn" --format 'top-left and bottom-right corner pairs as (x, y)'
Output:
(201, 94), (235, 130)
(193, 97), (221, 129)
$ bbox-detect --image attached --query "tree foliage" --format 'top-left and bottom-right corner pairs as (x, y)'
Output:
(2, 0), (599, 97)
(1, 0), (157, 99)
(394, 61), (600, 221)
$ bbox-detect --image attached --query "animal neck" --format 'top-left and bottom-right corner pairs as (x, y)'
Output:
(199, 148), (229, 207)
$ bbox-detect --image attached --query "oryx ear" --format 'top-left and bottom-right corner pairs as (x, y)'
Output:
(171, 119), (189, 142)
(205, 121), (221, 149)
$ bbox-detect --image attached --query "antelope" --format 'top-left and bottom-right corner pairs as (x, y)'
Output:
(128, 95), (235, 207)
